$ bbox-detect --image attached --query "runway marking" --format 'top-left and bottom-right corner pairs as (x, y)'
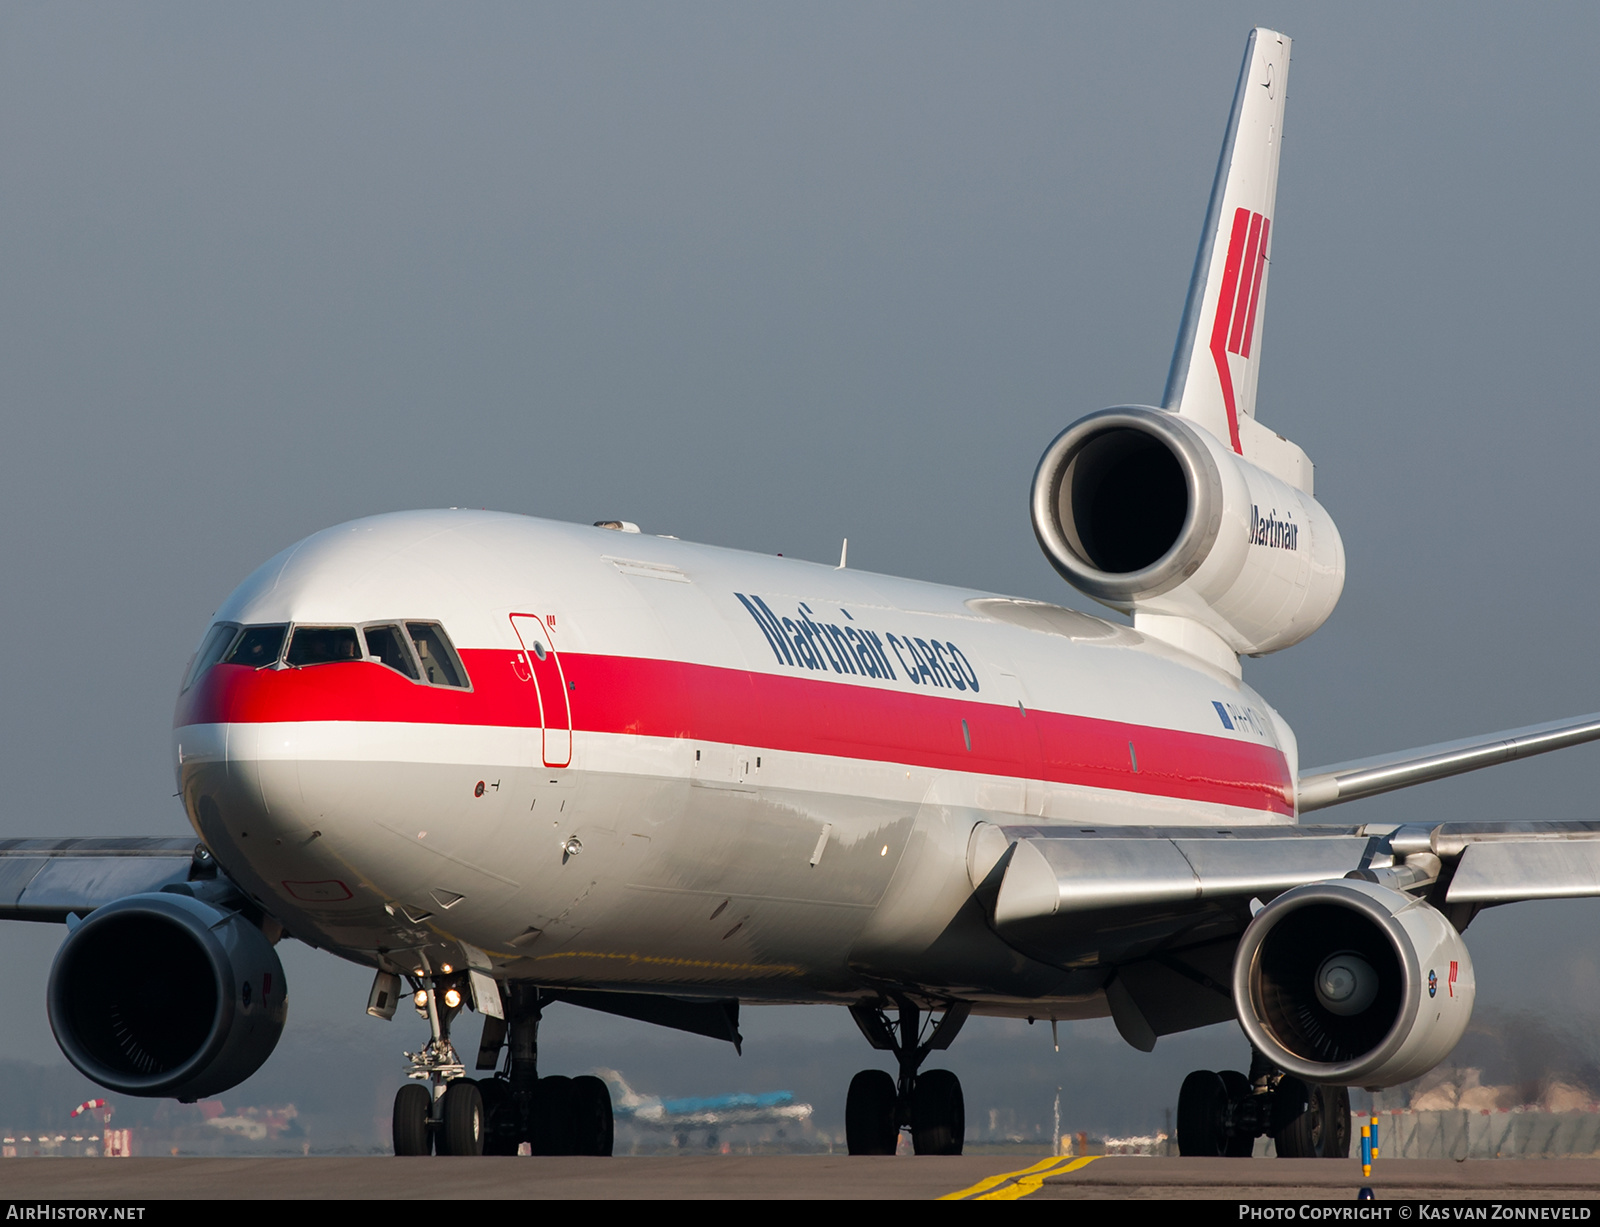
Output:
(939, 1155), (1098, 1200)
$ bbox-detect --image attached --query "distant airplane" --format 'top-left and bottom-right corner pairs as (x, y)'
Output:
(7, 24), (1600, 1165)
(597, 1070), (812, 1134)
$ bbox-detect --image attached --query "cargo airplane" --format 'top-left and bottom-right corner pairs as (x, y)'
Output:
(9, 27), (1600, 1160)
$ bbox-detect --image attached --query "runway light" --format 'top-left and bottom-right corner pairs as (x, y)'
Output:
(413, 990), (428, 1009)
(443, 988), (462, 1009)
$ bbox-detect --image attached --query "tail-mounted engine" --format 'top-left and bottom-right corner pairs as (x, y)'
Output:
(1232, 878), (1474, 1088)
(47, 890), (287, 1101)
(1030, 406), (1344, 658)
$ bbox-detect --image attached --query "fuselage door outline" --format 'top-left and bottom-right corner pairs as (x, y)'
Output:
(509, 612), (573, 768)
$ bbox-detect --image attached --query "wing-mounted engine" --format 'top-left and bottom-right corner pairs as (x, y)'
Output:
(1233, 878), (1474, 1087)
(1030, 405), (1344, 668)
(47, 887), (287, 1101)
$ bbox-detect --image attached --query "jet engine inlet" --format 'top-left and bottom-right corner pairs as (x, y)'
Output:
(47, 891), (287, 1100)
(1030, 404), (1345, 656)
(1030, 406), (1223, 605)
(1233, 879), (1473, 1087)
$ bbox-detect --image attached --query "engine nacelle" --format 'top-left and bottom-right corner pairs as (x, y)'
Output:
(1030, 406), (1345, 656)
(47, 891), (287, 1101)
(1233, 879), (1474, 1088)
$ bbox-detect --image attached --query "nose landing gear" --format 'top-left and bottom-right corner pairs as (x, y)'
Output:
(844, 999), (970, 1155)
(391, 1083), (432, 1156)
(390, 977), (613, 1157)
(391, 973), (482, 1156)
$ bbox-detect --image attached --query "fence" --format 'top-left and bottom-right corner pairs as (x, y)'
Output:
(1365, 1110), (1600, 1159)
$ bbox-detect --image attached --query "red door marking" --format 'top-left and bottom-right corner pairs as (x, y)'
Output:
(510, 613), (572, 768)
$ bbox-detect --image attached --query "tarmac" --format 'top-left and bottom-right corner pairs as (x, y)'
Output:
(2, 1156), (1600, 1200)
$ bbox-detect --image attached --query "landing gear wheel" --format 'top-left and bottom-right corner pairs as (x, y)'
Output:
(1273, 1078), (1350, 1158)
(845, 1069), (898, 1155)
(1177, 1070), (1228, 1157)
(439, 1079), (485, 1156)
(392, 1084), (432, 1156)
(532, 1074), (575, 1155)
(570, 1074), (615, 1156)
(1218, 1069), (1255, 1157)
(478, 1077), (518, 1156)
(910, 1069), (965, 1155)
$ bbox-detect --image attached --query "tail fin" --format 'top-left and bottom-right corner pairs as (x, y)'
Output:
(594, 1067), (643, 1107)
(1163, 29), (1306, 487)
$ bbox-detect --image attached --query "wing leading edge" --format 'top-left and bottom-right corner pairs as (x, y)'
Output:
(0, 838), (199, 922)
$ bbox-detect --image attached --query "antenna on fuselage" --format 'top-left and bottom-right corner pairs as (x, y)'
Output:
(837, 538), (848, 569)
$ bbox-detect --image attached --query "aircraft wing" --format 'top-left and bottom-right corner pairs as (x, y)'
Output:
(1297, 712), (1600, 812)
(0, 838), (200, 922)
(976, 820), (1600, 1050)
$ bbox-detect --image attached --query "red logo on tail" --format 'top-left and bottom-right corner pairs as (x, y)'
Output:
(1208, 207), (1271, 453)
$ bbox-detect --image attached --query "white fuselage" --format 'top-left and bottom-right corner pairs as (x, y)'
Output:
(173, 510), (1298, 1015)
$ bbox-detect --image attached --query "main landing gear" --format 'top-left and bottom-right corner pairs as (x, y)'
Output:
(390, 977), (613, 1157)
(1175, 1050), (1351, 1159)
(845, 999), (971, 1155)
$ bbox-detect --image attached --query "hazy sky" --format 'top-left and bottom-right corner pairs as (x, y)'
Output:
(2, 2), (1598, 1143)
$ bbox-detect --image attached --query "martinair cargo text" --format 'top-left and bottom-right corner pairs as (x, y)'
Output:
(10, 28), (1600, 1160)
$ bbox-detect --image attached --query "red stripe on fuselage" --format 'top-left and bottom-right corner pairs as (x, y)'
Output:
(175, 650), (1294, 816)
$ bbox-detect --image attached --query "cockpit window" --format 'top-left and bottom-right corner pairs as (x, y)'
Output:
(407, 622), (468, 688)
(286, 626), (362, 667)
(223, 624), (288, 669)
(184, 622), (241, 690)
(183, 621), (466, 682)
(363, 624), (420, 680)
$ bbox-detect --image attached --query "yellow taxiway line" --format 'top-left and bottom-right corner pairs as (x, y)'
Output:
(940, 1155), (1100, 1200)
